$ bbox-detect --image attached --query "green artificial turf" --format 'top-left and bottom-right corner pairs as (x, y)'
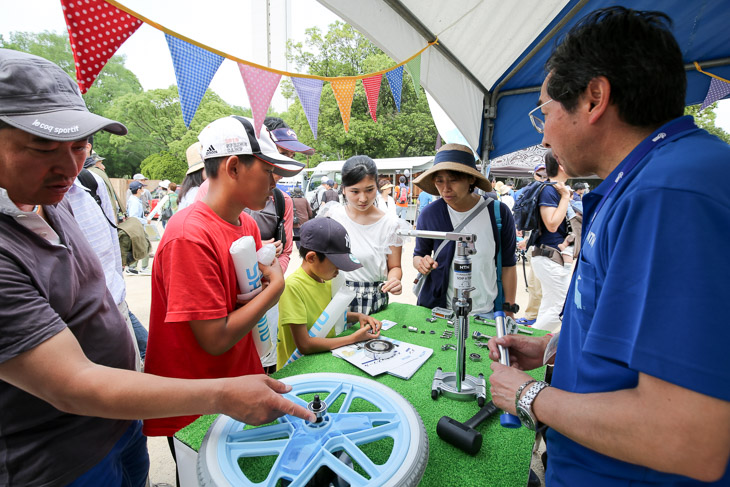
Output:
(176, 302), (546, 486)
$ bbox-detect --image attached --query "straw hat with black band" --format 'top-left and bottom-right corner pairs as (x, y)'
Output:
(413, 143), (492, 195)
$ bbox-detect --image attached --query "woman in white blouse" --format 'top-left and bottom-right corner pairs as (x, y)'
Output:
(324, 156), (407, 315)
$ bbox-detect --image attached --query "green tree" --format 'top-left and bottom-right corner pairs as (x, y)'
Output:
(685, 103), (730, 144)
(0, 31), (143, 115)
(96, 86), (251, 177)
(283, 22), (437, 165)
(139, 151), (187, 182)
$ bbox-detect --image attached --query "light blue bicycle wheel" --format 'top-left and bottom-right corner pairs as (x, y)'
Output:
(197, 373), (428, 487)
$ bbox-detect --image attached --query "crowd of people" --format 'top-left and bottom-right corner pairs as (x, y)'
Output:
(0, 6), (728, 487)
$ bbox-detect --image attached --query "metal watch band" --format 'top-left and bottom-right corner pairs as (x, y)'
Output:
(515, 379), (537, 411)
(518, 381), (550, 430)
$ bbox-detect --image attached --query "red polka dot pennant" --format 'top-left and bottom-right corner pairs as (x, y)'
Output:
(61, 0), (142, 94)
(238, 64), (282, 138)
(362, 74), (382, 123)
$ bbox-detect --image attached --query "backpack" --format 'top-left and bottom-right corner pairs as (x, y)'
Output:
(397, 185), (409, 204)
(76, 169), (117, 228)
(512, 181), (553, 233)
(273, 188), (286, 246)
(309, 189), (321, 214)
(291, 197), (300, 227)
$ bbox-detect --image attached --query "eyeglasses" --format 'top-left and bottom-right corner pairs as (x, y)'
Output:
(528, 99), (553, 134)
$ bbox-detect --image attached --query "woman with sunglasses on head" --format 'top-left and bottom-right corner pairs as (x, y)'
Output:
(321, 155), (409, 315)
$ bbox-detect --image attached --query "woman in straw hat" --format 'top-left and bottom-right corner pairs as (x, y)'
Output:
(178, 142), (207, 210)
(412, 143), (518, 316)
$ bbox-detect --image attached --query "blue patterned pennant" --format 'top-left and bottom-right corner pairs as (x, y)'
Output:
(385, 65), (404, 112)
(165, 34), (224, 127)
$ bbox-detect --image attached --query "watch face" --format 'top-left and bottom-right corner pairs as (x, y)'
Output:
(517, 405), (535, 430)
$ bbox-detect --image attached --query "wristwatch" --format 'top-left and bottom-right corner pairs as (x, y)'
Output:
(503, 302), (520, 314)
(515, 379), (536, 406)
(516, 380), (550, 430)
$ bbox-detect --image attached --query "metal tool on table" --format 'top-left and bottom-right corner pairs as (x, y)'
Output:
(436, 400), (500, 455)
(398, 228), (487, 406)
(494, 310), (522, 428)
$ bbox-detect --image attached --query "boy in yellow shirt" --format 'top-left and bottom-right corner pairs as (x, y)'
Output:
(277, 218), (381, 369)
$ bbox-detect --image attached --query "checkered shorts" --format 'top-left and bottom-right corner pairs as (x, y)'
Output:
(345, 280), (389, 315)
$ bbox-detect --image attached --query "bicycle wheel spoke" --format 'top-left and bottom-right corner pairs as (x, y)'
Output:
(227, 438), (289, 457)
(322, 381), (345, 407)
(320, 449), (370, 487)
(339, 437), (382, 478)
(227, 423), (292, 443)
(345, 419), (401, 443)
(341, 411), (398, 424)
(286, 448), (327, 485)
(336, 383), (355, 412)
(283, 393), (310, 410)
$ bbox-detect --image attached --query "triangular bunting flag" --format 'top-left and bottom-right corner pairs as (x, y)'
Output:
(291, 77), (323, 140)
(362, 74), (382, 122)
(61, 0), (142, 94)
(405, 55), (422, 98)
(238, 64), (281, 137)
(330, 78), (356, 132)
(701, 77), (730, 110)
(385, 66), (404, 112)
(165, 34), (224, 128)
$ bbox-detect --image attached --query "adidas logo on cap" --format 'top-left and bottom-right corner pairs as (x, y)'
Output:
(205, 145), (217, 156)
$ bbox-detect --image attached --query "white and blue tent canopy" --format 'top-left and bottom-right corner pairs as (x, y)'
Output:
(319, 0), (730, 162)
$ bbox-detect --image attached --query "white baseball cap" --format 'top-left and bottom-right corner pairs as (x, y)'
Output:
(198, 116), (305, 178)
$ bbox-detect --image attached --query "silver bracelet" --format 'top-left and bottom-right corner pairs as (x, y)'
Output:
(515, 379), (536, 411)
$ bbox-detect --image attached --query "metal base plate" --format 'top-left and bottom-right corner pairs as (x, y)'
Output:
(431, 368), (486, 404)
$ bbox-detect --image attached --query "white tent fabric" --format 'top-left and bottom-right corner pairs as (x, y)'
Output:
(318, 0), (569, 153)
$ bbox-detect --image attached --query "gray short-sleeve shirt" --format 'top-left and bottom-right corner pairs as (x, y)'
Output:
(0, 199), (135, 486)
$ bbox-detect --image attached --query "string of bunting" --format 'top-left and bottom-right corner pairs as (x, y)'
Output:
(60, 0), (438, 138)
(694, 61), (730, 111)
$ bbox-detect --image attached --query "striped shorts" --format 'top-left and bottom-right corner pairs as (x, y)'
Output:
(345, 280), (389, 316)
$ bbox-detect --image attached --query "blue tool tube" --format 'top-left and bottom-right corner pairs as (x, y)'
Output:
(494, 311), (522, 428)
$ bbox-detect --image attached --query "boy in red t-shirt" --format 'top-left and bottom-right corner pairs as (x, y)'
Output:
(143, 117), (306, 445)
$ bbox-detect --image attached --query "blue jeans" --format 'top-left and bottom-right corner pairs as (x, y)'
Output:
(68, 421), (149, 487)
(128, 310), (148, 360)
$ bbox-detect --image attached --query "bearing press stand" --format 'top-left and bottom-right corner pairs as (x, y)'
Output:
(399, 229), (487, 406)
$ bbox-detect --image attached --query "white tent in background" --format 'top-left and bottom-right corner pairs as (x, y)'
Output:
(318, 0), (730, 164)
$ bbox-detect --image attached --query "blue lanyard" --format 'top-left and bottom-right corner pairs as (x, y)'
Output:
(582, 117), (697, 240)
(561, 117), (697, 322)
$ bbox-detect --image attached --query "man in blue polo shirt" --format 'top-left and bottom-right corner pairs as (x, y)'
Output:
(487, 7), (730, 486)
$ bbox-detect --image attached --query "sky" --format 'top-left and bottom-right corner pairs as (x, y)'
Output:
(2, 0), (730, 131)
(0, 0), (342, 111)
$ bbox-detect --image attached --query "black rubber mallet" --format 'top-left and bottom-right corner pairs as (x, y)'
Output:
(436, 400), (500, 455)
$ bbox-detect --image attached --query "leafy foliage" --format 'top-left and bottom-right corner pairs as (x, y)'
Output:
(283, 22), (438, 165)
(140, 151), (187, 181)
(685, 103), (730, 144)
(0, 31), (143, 115)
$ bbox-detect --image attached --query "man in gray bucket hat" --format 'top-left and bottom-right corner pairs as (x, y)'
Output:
(0, 49), (313, 486)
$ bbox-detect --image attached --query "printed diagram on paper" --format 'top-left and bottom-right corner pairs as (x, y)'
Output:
(332, 336), (432, 379)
